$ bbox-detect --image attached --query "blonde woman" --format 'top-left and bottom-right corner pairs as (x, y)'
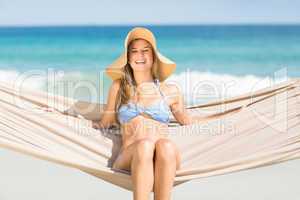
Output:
(93, 27), (196, 200)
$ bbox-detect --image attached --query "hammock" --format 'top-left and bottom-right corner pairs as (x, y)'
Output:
(0, 78), (299, 191)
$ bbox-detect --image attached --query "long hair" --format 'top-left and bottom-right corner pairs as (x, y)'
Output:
(114, 39), (158, 124)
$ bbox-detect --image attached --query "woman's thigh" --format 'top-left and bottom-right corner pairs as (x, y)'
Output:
(113, 138), (181, 171)
(112, 138), (155, 171)
(155, 138), (181, 170)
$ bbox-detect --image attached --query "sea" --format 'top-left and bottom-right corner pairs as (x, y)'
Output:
(0, 25), (299, 105)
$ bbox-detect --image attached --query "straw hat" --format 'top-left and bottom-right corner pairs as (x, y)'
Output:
(105, 27), (176, 81)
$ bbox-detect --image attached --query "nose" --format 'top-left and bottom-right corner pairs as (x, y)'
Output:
(137, 51), (145, 59)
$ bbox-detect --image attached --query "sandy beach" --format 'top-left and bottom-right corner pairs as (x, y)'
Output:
(1, 149), (299, 199)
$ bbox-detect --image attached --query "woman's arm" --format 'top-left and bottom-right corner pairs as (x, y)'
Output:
(92, 79), (120, 129)
(169, 84), (216, 125)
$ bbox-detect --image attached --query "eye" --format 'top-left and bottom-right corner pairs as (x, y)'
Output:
(143, 49), (150, 53)
(131, 50), (138, 53)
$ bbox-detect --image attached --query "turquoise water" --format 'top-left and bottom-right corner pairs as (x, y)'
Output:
(0, 25), (299, 104)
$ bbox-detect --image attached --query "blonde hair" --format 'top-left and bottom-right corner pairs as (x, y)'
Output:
(114, 39), (158, 124)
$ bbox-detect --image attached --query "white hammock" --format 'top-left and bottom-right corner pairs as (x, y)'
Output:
(0, 79), (299, 191)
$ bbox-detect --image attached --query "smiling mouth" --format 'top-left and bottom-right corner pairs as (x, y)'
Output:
(135, 60), (146, 64)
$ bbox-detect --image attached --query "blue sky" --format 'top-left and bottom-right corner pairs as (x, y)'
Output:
(0, 0), (300, 26)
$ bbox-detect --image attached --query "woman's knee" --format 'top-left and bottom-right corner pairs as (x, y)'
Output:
(155, 139), (177, 163)
(134, 139), (155, 162)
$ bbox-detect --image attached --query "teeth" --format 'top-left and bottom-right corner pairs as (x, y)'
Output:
(136, 60), (145, 64)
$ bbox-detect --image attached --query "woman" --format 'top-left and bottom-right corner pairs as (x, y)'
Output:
(93, 27), (197, 200)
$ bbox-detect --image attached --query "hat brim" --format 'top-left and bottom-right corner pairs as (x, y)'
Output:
(105, 51), (176, 82)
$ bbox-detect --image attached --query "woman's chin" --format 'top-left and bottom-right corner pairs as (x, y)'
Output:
(132, 65), (152, 71)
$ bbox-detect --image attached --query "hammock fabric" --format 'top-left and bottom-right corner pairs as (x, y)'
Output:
(0, 79), (299, 191)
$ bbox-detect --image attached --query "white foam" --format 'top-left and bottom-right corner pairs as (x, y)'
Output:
(0, 69), (290, 105)
(0, 69), (85, 90)
(0, 69), (46, 90)
(0, 69), (99, 102)
(165, 70), (290, 105)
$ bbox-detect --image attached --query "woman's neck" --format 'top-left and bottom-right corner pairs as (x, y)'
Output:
(133, 71), (154, 86)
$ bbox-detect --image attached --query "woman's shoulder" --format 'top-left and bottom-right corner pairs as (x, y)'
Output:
(160, 81), (180, 93)
(110, 79), (122, 90)
(106, 79), (121, 99)
(159, 81), (182, 100)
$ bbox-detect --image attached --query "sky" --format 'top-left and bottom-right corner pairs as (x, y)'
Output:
(0, 0), (300, 26)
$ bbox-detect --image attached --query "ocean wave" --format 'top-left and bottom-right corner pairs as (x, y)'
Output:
(0, 69), (46, 90)
(0, 69), (99, 102)
(166, 70), (290, 105)
(0, 69), (290, 105)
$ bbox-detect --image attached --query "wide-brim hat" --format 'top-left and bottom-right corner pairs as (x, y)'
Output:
(105, 27), (176, 81)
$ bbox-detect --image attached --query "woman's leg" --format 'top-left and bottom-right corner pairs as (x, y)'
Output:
(154, 138), (181, 200)
(113, 139), (155, 200)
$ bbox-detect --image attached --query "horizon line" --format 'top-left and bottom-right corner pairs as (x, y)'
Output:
(1, 22), (300, 28)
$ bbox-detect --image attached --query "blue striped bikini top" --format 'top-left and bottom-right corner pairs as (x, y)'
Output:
(118, 79), (171, 124)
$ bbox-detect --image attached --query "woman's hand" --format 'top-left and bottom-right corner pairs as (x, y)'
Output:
(92, 120), (103, 129)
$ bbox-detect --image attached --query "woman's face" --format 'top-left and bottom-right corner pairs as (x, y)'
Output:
(128, 39), (154, 72)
